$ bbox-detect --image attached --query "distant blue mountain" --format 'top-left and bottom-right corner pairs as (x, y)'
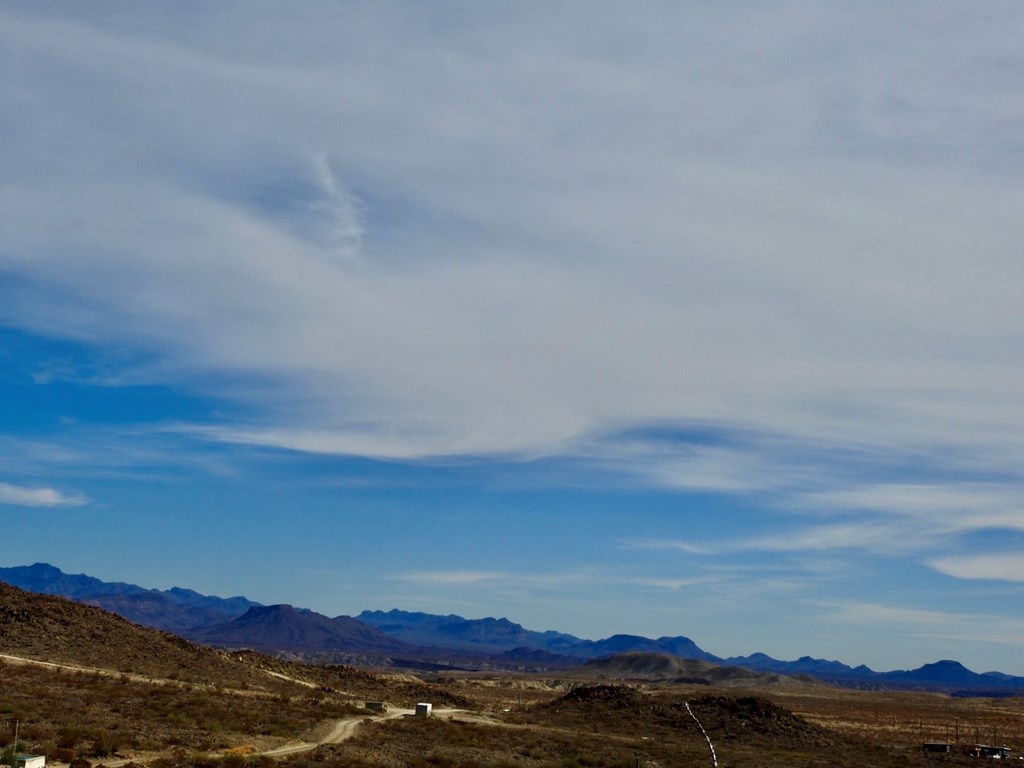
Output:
(724, 654), (1024, 695)
(357, 608), (582, 655)
(357, 609), (1024, 693)
(723, 652), (877, 681)
(189, 603), (411, 654)
(4, 563), (1023, 695)
(0, 562), (260, 633)
(356, 609), (716, 662)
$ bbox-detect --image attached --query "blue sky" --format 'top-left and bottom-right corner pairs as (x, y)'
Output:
(3, 1), (1024, 675)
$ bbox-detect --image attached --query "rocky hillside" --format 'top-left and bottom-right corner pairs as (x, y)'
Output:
(0, 562), (259, 633)
(0, 581), (275, 687)
(573, 651), (819, 689)
(0, 581), (474, 708)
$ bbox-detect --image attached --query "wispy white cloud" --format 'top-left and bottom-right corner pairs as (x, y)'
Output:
(821, 600), (1024, 655)
(784, 483), (1024, 555)
(4, 3), (1024, 468)
(625, 577), (697, 591)
(929, 554), (1024, 583)
(4, 2), (1024, 672)
(391, 569), (598, 589)
(391, 571), (507, 586)
(0, 482), (86, 508)
(733, 522), (924, 554)
(389, 567), (719, 595)
(624, 481), (1022, 559)
(800, 483), (1024, 523)
(621, 538), (712, 556)
(826, 602), (958, 627)
(615, 439), (1024, 560)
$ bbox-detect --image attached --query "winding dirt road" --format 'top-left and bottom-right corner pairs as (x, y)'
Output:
(1, 652), (496, 763)
(261, 708), (419, 757)
(261, 707), (500, 757)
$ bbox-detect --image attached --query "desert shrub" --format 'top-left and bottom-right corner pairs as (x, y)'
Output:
(58, 725), (90, 749)
(20, 723), (47, 741)
(219, 754), (248, 768)
(49, 747), (77, 763)
(188, 753), (219, 768)
(88, 730), (120, 757)
(404, 755), (461, 768)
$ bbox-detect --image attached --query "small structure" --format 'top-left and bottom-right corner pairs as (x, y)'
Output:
(16, 756), (46, 768)
(364, 701), (387, 712)
(922, 742), (951, 754)
(967, 744), (1013, 759)
(415, 702), (433, 717)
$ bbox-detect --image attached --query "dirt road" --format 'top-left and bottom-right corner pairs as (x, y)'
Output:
(261, 707), (416, 757)
(260, 707), (501, 757)
(1, 653), (491, 762)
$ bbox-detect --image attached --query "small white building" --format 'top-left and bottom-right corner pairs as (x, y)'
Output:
(17, 755), (46, 768)
(415, 702), (432, 717)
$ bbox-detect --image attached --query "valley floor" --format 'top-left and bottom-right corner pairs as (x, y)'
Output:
(4, 650), (1023, 768)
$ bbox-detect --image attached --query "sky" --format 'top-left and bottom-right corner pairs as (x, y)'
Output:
(2, 2), (1024, 675)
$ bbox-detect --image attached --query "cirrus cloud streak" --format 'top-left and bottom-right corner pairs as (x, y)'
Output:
(0, 482), (86, 508)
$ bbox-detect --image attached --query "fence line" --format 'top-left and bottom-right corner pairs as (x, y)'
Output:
(685, 701), (717, 768)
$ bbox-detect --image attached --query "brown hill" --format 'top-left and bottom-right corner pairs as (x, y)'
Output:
(188, 603), (412, 655)
(576, 651), (717, 681)
(575, 651), (819, 689)
(0, 582), (471, 704)
(534, 685), (845, 758)
(1, 582), (477, 762)
(2, 583), (992, 768)
(81, 591), (208, 634)
(0, 581), (278, 687)
(0, 563), (259, 633)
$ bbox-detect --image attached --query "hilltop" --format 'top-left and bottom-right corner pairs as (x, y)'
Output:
(571, 651), (822, 690)
(0, 581), (263, 686)
(0, 582), (473, 763)
(189, 603), (414, 656)
(0, 581), (475, 703)
(0, 562), (260, 633)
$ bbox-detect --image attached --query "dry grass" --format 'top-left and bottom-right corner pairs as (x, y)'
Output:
(4, 584), (1023, 768)
(6, 656), (1024, 768)
(773, 686), (1024, 749)
(0, 657), (361, 757)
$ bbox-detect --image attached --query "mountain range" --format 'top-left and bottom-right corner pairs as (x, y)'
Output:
(2, 562), (1022, 696)
(0, 562), (261, 633)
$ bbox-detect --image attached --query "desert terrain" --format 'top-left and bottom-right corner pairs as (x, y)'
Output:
(3, 584), (1022, 768)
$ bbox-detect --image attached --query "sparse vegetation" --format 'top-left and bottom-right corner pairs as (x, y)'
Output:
(6, 651), (1024, 768)
(4, 583), (1024, 767)
(0, 659), (359, 757)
